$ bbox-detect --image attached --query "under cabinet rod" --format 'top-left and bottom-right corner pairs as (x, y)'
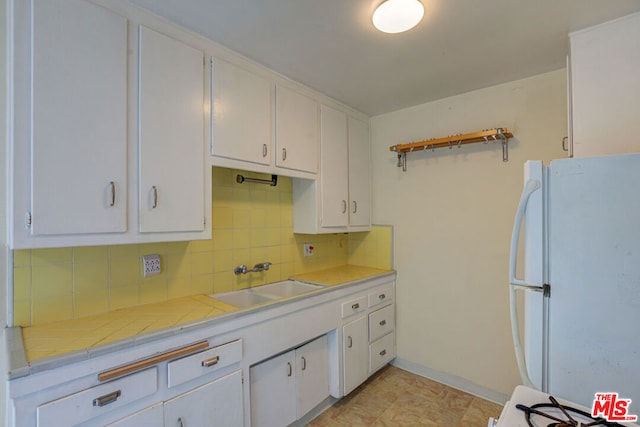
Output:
(236, 174), (278, 186)
(390, 128), (513, 171)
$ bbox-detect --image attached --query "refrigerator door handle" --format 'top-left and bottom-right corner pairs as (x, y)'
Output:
(509, 178), (542, 389)
(509, 179), (541, 288)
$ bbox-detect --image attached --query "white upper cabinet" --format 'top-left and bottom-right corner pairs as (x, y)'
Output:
(138, 26), (206, 233)
(320, 105), (349, 228)
(275, 84), (320, 174)
(211, 57), (272, 166)
(570, 12), (640, 157)
(293, 106), (371, 234)
(29, 0), (128, 237)
(347, 117), (371, 228)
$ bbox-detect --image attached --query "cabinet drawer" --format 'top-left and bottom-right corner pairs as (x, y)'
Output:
(37, 368), (157, 427)
(368, 304), (394, 342)
(368, 286), (393, 308)
(369, 332), (395, 374)
(168, 339), (242, 388)
(341, 295), (367, 318)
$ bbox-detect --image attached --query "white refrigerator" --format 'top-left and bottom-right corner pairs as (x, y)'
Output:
(509, 153), (640, 408)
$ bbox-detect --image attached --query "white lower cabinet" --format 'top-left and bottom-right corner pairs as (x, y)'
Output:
(12, 278), (395, 427)
(107, 370), (244, 427)
(164, 370), (244, 427)
(342, 316), (368, 395)
(106, 403), (164, 427)
(341, 289), (396, 396)
(250, 335), (329, 427)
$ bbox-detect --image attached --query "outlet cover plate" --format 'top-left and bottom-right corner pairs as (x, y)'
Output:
(142, 254), (161, 277)
(304, 243), (315, 257)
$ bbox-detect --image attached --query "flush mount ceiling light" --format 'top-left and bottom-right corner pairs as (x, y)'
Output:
(372, 0), (424, 34)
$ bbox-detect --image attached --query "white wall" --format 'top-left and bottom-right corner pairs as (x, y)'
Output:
(1, 0), (9, 421)
(370, 69), (567, 399)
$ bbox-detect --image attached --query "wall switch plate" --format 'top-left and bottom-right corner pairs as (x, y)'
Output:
(142, 254), (161, 277)
(304, 243), (315, 257)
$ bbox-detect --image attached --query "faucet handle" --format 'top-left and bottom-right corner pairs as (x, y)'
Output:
(254, 262), (272, 271)
(234, 264), (248, 275)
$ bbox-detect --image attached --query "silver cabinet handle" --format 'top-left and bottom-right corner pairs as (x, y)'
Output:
(562, 136), (569, 152)
(282, 147), (287, 161)
(347, 336), (353, 348)
(301, 356), (306, 371)
(379, 349), (387, 356)
(379, 294), (386, 300)
(286, 361), (293, 377)
(109, 181), (116, 207)
(380, 320), (387, 326)
(201, 356), (219, 367)
(352, 200), (357, 213)
(93, 390), (121, 407)
(262, 143), (268, 158)
(342, 200), (347, 214)
(177, 417), (184, 427)
(152, 186), (158, 209)
(351, 303), (360, 310)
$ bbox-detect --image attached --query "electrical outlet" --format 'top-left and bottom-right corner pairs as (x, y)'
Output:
(142, 254), (161, 277)
(304, 243), (315, 257)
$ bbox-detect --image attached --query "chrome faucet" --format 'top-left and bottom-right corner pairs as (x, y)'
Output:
(234, 262), (272, 275)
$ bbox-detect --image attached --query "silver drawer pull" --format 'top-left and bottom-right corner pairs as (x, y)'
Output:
(379, 320), (386, 326)
(93, 390), (121, 407)
(109, 181), (116, 207)
(351, 303), (360, 310)
(379, 349), (387, 357)
(379, 294), (386, 300)
(152, 186), (158, 209)
(201, 356), (220, 367)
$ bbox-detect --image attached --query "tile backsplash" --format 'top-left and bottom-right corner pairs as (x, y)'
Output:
(12, 167), (392, 327)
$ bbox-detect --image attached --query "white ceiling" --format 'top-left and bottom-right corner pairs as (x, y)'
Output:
(129, 0), (640, 116)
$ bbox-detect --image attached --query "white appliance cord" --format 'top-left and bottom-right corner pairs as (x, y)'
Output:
(509, 179), (541, 389)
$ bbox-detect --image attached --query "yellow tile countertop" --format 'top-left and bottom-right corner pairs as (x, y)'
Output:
(8, 265), (394, 379)
(290, 265), (392, 286)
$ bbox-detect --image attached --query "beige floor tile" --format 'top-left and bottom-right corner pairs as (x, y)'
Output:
(310, 366), (502, 427)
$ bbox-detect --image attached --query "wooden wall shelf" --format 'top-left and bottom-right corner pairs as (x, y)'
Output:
(389, 128), (513, 171)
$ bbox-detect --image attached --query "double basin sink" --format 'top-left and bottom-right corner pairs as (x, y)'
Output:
(210, 280), (323, 308)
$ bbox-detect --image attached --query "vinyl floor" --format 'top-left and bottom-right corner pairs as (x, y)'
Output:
(308, 365), (504, 426)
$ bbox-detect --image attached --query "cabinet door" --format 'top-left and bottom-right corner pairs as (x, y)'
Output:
(30, 0), (127, 236)
(138, 26), (205, 233)
(164, 370), (244, 427)
(296, 335), (329, 417)
(348, 117), (371, 227)
(275, 85), (319, 173)
(212, 57), (272, 165)
(250, 351), (297, 427)
(106, 403), (163, 427)
(343, 316), (369, 395)
(320, 105), (349, 227)
(570, 13), (640, 157)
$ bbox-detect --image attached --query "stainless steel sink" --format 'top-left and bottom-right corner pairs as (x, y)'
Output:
(211, 289), (277, 308)
(251, 280), (323, 298)
(209, 280), (322, 308)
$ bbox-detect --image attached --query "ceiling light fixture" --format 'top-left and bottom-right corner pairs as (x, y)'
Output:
(372, 0), (424, 34)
